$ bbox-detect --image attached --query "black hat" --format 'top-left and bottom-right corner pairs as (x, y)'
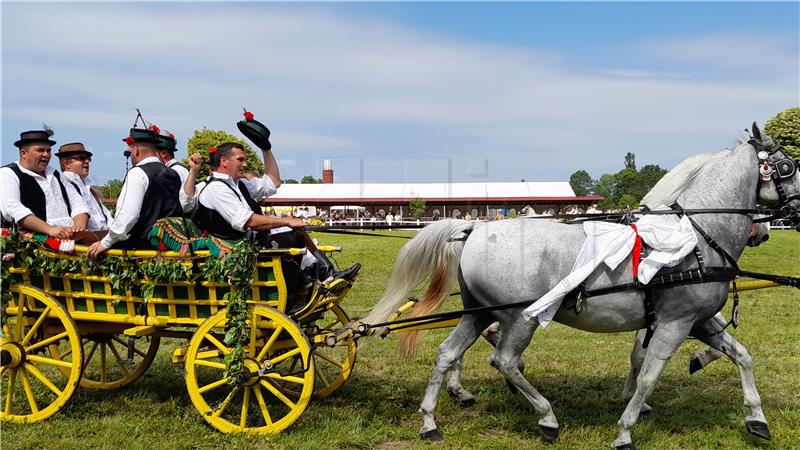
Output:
(236, 110), (271, 150)
(14, 130), (57, 148)
(122, 128), (158, 145)
(56, 142), (93, 159)
(155, 133), (177, 153)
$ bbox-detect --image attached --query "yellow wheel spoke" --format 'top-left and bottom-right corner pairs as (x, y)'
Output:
(4, 369), (17, 415)
(20, 306), (51, 346)
(84, 341), (99, 367)
(253, 385), (273, 426)
(264, 373), (306, 385)
(106, 341), (131, 376)
(14, 301), (26, 341)
(256, 325), (284, 361)
(249, 316), (258, 358)
(323, 317), (340, 329)
(204, 334), (230, 355)
(314, 364), (331, 387)
(198, 377), (229, 394)
(27, 354), (73, 368)
(240, 386), (251, 428)
(194, 359), (226, 370)
(100, 343), (107, 383)
(196, 349), (223, 360)
(60, 346), (73, 359)
(25, 331), (68, 353)
(314, 351), (344, 368)
(268, 347), (301, 365)
(19, 366), (39, 414)
(211, 388), (237, 418)
(25, 363), (63, 396)
(259, 380), (296, 409)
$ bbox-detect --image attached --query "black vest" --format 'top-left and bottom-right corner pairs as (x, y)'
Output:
(120, 162), (182, 248)
(195, 178), (261, 240)
(2, 163), (72, 228)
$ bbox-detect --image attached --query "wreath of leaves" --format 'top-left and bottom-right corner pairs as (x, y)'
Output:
(0, 234), (258, 385)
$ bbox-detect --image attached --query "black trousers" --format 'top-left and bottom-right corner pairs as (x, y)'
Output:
(256, 230), (306, 304)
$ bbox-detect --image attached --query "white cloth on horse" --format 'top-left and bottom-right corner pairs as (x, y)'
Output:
(522, 211), (698, 326)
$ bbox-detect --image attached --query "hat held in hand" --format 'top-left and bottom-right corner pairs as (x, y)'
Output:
(236, 109), (271, 150)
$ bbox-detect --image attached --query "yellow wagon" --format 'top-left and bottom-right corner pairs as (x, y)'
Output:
(0, 237), (357, 434)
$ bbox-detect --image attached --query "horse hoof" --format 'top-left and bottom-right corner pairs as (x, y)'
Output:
(745, 420), (772, 440)
(614, 444), (638, 450)
(540, 425), (559, 443)
(689, 357), (703, 375)
(421, 428), (443, 441)
(459, 397), (476, 407)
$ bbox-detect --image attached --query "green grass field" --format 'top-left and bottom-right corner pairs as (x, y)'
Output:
(2, 230), (799, 449)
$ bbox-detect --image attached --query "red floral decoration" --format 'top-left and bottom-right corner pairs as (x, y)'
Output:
(125, 136), (135, 145)
(243, 111), (254, 122)
(148, 124), (161, 135)
(209, 147), (218, 153)
(168, 133), (175, 139)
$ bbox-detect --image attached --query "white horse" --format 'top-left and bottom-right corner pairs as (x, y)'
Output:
(363, 124), (800, 449)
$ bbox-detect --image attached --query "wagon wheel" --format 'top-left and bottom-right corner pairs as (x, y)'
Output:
(288, 305), (357, 399)
(0, 286), (83, 423)
(185, 306), (314, 434)
(52, 333), (160, 390)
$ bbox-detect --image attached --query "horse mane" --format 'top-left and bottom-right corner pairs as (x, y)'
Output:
(641, 139), (750, 208)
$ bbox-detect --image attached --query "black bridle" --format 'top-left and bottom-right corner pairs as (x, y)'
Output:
(750, 136), (800, 223)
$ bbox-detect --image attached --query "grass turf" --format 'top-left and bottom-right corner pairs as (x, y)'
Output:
(2, 229), (798, 449)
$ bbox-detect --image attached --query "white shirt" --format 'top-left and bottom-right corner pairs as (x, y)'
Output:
(62, 171), (111, 231)
(0, 161), (88, 227)
(166, 159), (189, 186)
(100, 156), (161, 248)
(183, 173), (276, 214)
(522, 211), (698, 326)
(198, 172), (261, 232)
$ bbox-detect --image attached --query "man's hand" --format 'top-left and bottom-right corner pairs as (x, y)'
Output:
(286, 218), (306, 230)
(86, 241), (108, 259)
(70, 224), (85, 233)
(47, 226), (74, 240)
(188, 152), (202, 175)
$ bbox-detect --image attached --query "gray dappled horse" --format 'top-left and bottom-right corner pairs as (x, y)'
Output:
(441, 221), (773, 416)
(362, 124), (800, 449)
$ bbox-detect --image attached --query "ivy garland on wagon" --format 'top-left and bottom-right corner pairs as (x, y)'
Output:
(0, 231), (258, 385)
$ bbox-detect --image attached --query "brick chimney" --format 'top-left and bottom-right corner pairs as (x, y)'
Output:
(322, 159), (334, 184)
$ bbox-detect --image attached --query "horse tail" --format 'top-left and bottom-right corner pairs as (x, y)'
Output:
(362, 219), (474, 355)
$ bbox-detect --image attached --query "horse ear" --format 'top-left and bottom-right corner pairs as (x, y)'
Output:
(752, 122), (762, 140)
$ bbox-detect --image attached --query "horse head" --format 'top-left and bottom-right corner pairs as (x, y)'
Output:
(751, 122), (800, 227)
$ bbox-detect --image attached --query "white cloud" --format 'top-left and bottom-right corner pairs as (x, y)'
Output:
(2, 3), (797, 182)
(277, 158), (297, 167)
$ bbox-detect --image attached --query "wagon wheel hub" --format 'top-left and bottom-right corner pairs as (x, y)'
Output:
(1, 341), (26, 368)
(242, 358), (262, 386)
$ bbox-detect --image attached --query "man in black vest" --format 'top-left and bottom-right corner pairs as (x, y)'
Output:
(1, 130), (89, 239)
(86, 128), (182, 258)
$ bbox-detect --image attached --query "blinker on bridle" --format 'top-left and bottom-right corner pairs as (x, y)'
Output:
(751, 137), (800, 226)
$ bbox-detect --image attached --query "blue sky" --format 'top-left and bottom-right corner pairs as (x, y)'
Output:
(2, 1), (798, 186)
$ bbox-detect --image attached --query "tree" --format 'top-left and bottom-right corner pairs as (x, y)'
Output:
(569, 170), (594, 196)
(636, 164), (668, 199)
(409, 196), (427, 218)
(187, 128), (263, 180)
(101, 179), (124, 199)
(282, 179), (299, 184)
(301, 175), (322, 184)
(624, 152), (636, 170)
(764, 107), (800, 160)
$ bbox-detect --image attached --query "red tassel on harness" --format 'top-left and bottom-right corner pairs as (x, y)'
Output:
(631, 224), (642, 280)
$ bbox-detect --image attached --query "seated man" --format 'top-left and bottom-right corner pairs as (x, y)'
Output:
(1, 129), (90, 241)
(57, 142), (111, 235)
(87, 127), (183, 257)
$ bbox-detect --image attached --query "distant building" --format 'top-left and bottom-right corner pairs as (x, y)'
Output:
(265, 181), (602, 218)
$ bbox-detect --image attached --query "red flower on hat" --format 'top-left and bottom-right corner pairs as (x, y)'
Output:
(209, 147), (217, 153)
(168, 133), (174, 139)
(148, 124), (161, 135)
(125, 136), (135, 145)
(244, 111), (254, 122)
